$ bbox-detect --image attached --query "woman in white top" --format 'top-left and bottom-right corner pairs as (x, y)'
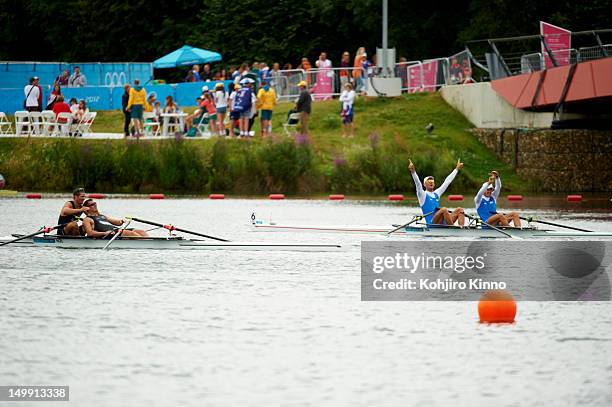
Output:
(214, 83), (228, 136)
(339, 82), (356, 137)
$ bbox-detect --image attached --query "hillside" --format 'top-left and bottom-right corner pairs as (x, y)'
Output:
(0, 93), (527, 195)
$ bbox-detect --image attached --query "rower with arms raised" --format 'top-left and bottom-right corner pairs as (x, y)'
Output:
(57, 187), (89, 235)
(81, 198), (149, 238)
(474, 171), (521, 228)
(409, 159), (465, 226)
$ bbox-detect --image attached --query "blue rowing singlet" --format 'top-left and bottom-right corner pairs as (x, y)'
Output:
(477, 197), (497, 223)
(421, 192), (439, 224)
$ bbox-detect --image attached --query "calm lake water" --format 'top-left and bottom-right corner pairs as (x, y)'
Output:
(1, 198), (612, 406)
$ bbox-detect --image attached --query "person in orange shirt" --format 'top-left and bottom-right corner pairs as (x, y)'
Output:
(299, 57), (312, 84)
(353, 47), (366, 92)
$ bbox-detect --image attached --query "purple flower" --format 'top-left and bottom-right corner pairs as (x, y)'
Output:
(295, 133), (309, 145)
(333, 155), (346, 167)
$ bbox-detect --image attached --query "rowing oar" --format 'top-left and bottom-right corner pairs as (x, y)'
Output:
(0, 223), (67, 247)
(126, 217), (229, 242)
(103, 219), (132, 251)
(519, 216), (591, 232)
(465, 213), (521, 239)
(387, 210), (436, 235)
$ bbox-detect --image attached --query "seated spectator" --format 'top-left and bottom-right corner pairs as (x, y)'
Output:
(68, 66), (87, 87)
(218, 69), (227, 81)
(52, 95), (71, 118)
(69, 98), (79, 116)
(56, 70), (69, 87)
(186, 65), (201, 82)
(145, 93), (157, 112)
(153, 101), (162, 120)
(75, 100), (89, 122)
(185, 96), (206, 130)
(163, 96), (178, 114)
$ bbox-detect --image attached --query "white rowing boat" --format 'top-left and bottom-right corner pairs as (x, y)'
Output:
(0, 234), (341, 251)
(251, 219), (612, 239)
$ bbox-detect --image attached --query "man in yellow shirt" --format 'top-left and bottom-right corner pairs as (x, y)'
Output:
(126, 79), (149, 137)
(256, 80), (276, 137)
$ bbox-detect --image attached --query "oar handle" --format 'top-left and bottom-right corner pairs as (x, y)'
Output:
(466, 213), (516, 239)
(387, 209), (437, 235)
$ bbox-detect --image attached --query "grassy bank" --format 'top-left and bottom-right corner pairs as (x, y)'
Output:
(0, 93), (528, 194)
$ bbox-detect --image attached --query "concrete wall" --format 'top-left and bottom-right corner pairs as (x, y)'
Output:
(440, 83), (555, 129)
(472, 128), (612, 192)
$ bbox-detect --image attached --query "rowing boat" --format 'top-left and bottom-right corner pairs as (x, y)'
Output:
(0, 234), (341, 251)
(251, 219), (612, 239)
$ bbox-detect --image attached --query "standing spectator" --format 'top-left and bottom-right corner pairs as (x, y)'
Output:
(218, 68), (227, 81)
(56, 70), (69, 87)
(46, 83), (62, 110)
(360, 54), (371, 94)
(339, 82), (356, 138)
(214, 83), (228, 136)
(270, 62), (282, 95)
(202, 91), (217, 134)
(201, 64), (212, 81)
(244, 64), (260, 92)
(121, 84), (131, 137)
(191, 65), (201, 81)
(339, 51), (351, 90)
(126, 79), (147, 137)
(299, 57), (312, 85)
(232, 79), (254, 137)
(260, 62), (270, 82)
(353, 47), (366, 92)
(295, 80), (311, 136)
(395, 57), (409, 89)
(256, 80), (277, 137)
(315, 52), (332, 69)
(68, 66), (87, 87)
(23, 77), (40, 112)
(228, 84), (240, 137)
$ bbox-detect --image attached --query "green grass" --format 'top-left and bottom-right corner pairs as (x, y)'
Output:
(1, 93), (527, 194)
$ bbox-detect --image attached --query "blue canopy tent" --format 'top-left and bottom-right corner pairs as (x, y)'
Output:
(153, 45), (222, 69)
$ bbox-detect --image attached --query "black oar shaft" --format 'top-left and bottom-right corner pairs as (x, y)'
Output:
(388, 210), (436, 235)
(0, 223), (66, 247)
(466, 214), (514, 238)
(129, 217), (229, 242)
(520, 217), (591, 232)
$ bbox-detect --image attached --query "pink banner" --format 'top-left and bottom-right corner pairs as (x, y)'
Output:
(540, 21), (571, 69)
(407, 60), (438, 93)
(311, 68), (333, 101)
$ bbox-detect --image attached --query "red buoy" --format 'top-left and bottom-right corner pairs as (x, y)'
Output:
(478, 290), (517, 323)
(88, 193), (106, 199)
(26, 193), (42, 199)
(567, 195), (582, 202)
(149, 194), (165, 199)
(269, 194), (285, 200)
(507, 195), (523, 201)
(209, 194), (225, 200)
(448, 195), (464, 201)
(388, 194), (404, 201)
(329, 194), (345, 200)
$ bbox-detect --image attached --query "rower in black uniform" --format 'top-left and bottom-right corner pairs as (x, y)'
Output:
(81, 198), (148, 238)
(57, 187), (89, 235)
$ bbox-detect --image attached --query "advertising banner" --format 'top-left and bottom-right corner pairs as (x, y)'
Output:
(540, 21), (571, 69)
(407, 60), (438, 92)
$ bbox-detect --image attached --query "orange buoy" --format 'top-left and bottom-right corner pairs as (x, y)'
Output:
(567, 195), (582, 202)
(88, 193), (106, 199)
(149, 194), (165, 199)
(329, 194), (345, 200)
(26, 193), (42, 199)
(388, 194), (404, 201)
(448, 194), (464, 201)
(507, 195), (523, 201)
(269, 194), (285, 200)
(478, 290), (517, 323)
(209, 194), (225, 200)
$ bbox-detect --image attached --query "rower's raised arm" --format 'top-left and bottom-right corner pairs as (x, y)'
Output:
(410, 170), (426, 206)
(434, 168), (458, 196)
(474, 182), (488, 207)
(492, 176), (502, 200)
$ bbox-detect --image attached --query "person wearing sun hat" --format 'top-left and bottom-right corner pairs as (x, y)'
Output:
(474, 171), (521, 228)
(295, 80), (311, 135)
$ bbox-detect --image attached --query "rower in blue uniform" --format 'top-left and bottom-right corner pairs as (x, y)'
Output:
(474, 171), (521, 227)
(409, 159), (465, 226)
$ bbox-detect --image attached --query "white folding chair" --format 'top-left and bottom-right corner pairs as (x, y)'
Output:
(143, 112), (160, 137)
(41, 110), (57, 136)
(14, 111), (31, 136)
(194, 113), (211, 138)
(56, 112), (73, 137)
(0, 112), (13, 135)
(76, 112), (96, 136)
(28, 112), (44, 136)
(283, 112), (301, 136)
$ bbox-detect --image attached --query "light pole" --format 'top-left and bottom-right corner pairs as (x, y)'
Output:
(382, 0), (388, 77)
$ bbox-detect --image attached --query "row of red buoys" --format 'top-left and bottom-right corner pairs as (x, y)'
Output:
(20, 193), (587, 202)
